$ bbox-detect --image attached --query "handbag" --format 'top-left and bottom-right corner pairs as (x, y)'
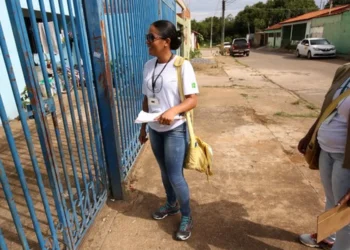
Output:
(305, 88), (350, 169)
(174, 56), (213, 179)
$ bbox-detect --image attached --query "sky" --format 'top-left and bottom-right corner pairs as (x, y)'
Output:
(185, 0), (323, 21)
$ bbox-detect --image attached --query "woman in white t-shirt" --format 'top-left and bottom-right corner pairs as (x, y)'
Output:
(138, 20), (199, 241)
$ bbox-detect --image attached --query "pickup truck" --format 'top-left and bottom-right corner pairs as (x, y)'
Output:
(229, 38), (250, 57)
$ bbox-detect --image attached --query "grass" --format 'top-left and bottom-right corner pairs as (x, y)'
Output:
(274, 111), (319, 118)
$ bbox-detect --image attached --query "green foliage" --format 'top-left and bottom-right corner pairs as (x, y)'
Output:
(325, 0), (350, 8)
(190, 49), (202, 59)
(192, 0), (319, 39)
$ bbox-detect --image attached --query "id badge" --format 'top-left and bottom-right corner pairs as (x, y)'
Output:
(148, 97), (160, 106)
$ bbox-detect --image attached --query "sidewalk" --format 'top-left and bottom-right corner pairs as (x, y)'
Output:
(81, 52), (325, 250)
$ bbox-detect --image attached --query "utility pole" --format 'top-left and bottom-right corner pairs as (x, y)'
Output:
(329, 0), (333, 14)
(210, 16), (213, 49)
(221, 0), (226, 50)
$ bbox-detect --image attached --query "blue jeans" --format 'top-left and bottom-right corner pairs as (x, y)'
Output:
(149, 123), (191, 216)
(319, 149), (350, 250)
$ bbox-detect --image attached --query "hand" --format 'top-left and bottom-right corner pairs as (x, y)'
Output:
(139, 128), (148, 145)
(298, 136), (310, 155)
(338, 189), (350, 207)
(155, 109), (177, 125)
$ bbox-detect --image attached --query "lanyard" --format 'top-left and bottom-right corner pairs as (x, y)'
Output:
(152, 54), (174, 96)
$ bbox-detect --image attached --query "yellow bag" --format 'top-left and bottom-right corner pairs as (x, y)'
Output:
(305, 88), (350, 169)
(174, 56), (213, 179)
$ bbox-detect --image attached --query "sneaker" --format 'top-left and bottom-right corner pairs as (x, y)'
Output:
(175, 216), (193, 241)
(152, 202), (180, 220)
(299, 233), (334, 249)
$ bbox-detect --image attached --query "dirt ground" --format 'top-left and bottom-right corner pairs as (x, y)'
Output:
(80, 50), (328, 250)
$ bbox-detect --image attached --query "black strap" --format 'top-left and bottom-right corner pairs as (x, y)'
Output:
(340, 78), (350, 95)
(152, 54), (174, 95)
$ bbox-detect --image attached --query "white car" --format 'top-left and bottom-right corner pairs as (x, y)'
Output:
(296, 38), (336, 59)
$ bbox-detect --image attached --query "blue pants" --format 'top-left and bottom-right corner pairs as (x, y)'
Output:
(319, 149), (350, 250)
(149, 123), (191, 216)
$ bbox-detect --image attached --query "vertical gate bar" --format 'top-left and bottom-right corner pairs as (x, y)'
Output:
(72, 0), (109, 191)
(105, 0), (125, 155)
(83, 0), (124, 199)
(50, 0), (86, 228)
(0, 160), (30, 250)
(5, 0), (75, 247)
(122, 0), (138, 147)
(115, 1), (132, 167)
(0, 229), (9, 250)
(110, 0), (128, 154)
(65, 0), (100, 197)
(57, 0), (94, 195)
(131, 0), (144, 145)
(123, 0), (141, 171)
(121, 0), (135, 161)
(111, 0), (127, 154)
(34, 0), (82, 234)
(0, 96), (46, 249)
(0, 22), (61, 249)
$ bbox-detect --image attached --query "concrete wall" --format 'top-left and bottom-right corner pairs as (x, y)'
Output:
(311, 11), (350, 54)
(0, 1), (27, 121)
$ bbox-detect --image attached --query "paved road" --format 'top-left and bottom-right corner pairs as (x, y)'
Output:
(234, 50), (346, 107)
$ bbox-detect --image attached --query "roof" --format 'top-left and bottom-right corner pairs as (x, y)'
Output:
(265, 23), (282, 31)
(281, 5), (350, 25)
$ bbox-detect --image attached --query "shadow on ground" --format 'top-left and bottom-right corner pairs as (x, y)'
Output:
(108, 190), (299, 250)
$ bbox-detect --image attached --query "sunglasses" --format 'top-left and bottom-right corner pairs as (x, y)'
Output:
(146, 33), (164, 43)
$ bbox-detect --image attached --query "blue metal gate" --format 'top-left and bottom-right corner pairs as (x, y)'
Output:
(103, 0), (176, 179)
(0, 0), (108, 248)
(0, 0), (177, 249)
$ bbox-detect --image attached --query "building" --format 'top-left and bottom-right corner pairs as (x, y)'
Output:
(310, 7), (350, 55)
(176, 0), (191, 59)
(0, 0), (75, 121)
(264, 23), (282, 48)
(279, 5), (350, 48)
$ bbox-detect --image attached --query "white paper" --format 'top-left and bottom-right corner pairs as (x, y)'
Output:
(135, 111), (183, 124)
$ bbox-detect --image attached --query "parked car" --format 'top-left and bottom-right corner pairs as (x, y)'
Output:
(230, 38), (250, 57)
(224, 42), (231, 49)
(296, 38), (336, 59)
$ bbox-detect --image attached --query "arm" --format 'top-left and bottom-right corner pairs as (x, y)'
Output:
(156, 94), (197, 125)
(139, 96), (149, 144)
(141, 96), (149, 131)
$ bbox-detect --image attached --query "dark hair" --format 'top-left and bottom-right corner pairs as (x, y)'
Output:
(152, 20), (182, 50)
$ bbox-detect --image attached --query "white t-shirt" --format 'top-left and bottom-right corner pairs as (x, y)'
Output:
(142, 55), (199, 132)
(318, 78), (350, 153)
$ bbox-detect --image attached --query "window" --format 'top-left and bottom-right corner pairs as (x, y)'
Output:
(301, 39), (308, 45)
(276, 32), (281, 38)
(310, 39), (331, 45)
(268, 33), (274, 38)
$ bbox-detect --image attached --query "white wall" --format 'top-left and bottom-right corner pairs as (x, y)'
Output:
(20, 0), (72, 15)
(0, 0), (75, 123)
(0, 0), (26, 121)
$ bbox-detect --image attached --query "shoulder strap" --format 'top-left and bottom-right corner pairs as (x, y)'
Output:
(310, 89), (350, 145)
(174, 56), (196, 144)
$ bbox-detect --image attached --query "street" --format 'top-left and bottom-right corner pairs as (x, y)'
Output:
(81, 50), (348, 250)
(234, 50), (345, 107)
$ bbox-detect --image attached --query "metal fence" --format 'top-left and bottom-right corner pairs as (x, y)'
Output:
(104, 0), (176, 179)
(0, 0), (176, 249)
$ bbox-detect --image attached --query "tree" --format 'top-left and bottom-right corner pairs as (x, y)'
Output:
(325, 0), (350, 8)
(191, 0), (319, 44)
